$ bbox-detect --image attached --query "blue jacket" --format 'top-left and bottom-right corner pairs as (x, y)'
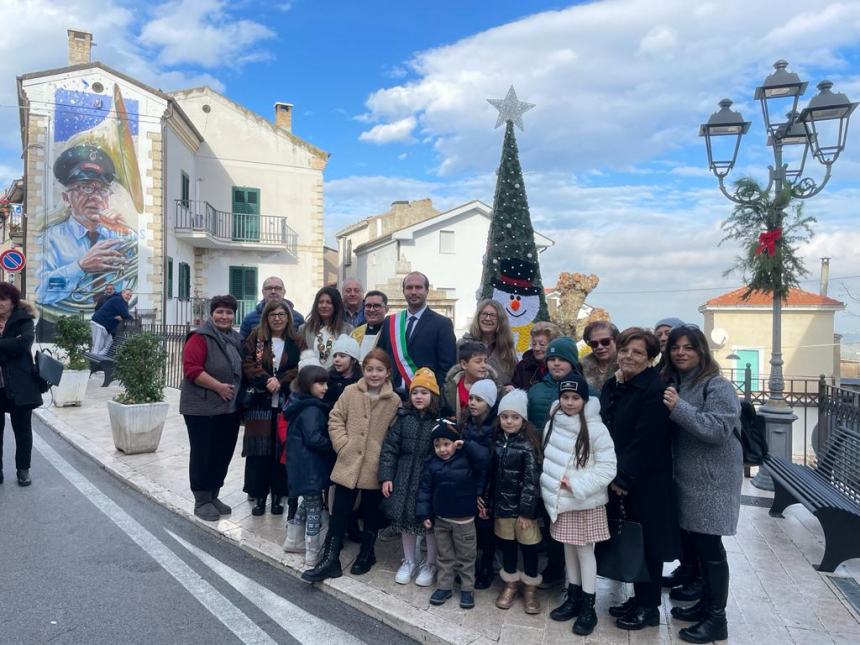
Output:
(415, 441), (490, 522)
(91, 294), (132, 334)
(240, 299), (305, 340)
(283, 393), (335, 497)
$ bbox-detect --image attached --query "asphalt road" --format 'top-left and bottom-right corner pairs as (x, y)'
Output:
(0, 417), (416, 645)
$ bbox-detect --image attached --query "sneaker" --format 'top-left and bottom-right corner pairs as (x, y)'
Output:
(460, 591), (475, 609)
(415, 562), (437, 587)
(395, 559), (417, 584)
(429, 589), (453, 606)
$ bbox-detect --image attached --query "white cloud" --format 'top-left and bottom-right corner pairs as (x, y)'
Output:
(140, 0), (276, 68)
(358, 116), (418, 145)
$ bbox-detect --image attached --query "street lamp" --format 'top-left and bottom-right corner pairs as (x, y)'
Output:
(700, 60), (855, 488)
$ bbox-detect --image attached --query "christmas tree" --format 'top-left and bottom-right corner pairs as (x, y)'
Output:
(480, 86), (550, 354)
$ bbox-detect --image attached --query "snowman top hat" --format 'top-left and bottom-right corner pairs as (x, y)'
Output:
(492, 258), (542, 296)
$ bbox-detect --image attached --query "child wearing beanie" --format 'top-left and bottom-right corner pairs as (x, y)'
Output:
(325, 335), (362, 405)
(458, 378), (498, 589)
(378, 367), (442, 587)
(415, 420), (490, 609)
(541, 375), (616, 636)
(489, 389), (544, 614)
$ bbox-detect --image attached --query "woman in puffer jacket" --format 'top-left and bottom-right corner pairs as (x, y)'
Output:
(541, 374), (616, 637)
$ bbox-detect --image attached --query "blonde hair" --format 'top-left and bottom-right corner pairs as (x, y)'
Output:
(468, 299), (517, 377)
(530, 321), (562, 341)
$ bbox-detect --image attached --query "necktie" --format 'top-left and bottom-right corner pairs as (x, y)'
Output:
(86, 231), (100, 247)
(406, 315), (417, 341)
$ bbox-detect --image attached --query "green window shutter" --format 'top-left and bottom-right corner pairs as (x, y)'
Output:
(166, 257), (174, 298)
(181, 172), (190, 206)
(178, 262), (191, 300)
(231, 187), (260, 241)
(229, 266), (257, 301)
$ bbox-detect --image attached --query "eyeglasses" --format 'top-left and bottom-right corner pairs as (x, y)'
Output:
(364, 303), (385, 310)
(479, 312), (498, 320)
(69, 183), (110, 197)
(263, 285), (284, 292)
(268, 312), (288, 319)
(587, 338), (613, 349)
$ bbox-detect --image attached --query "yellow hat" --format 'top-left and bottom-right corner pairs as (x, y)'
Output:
(409, 367), (440, 396)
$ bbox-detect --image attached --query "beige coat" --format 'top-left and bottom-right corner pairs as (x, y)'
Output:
(328, 377), (401, 490)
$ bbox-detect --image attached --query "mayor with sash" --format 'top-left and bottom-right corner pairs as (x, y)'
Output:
(375, 271), (457, 395)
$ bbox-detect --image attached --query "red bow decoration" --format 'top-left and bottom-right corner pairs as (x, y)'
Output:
(755, 228), (782, 256)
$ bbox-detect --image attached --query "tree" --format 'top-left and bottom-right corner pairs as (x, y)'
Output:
(720, 177), (815, 300)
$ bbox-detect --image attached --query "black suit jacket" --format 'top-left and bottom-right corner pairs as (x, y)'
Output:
(376, 307), (457, 391)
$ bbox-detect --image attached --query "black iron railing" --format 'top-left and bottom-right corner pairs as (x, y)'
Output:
(174, 200), (297, 255)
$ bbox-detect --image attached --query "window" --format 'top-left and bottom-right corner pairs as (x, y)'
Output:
(439, 230), (455, 254)
(232, 186), (260, 242)
(178, 262), (191, 300)
(344, 239), (352, 266)
(229, 266), (258, 302)
(180, 172), (190, 207)
(166, 257), (174, 299)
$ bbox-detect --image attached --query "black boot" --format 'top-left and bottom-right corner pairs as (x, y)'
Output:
(661, 562), (694, 588)
(671, 598), (708, 622)
(271, 495), (285, 515)
(192, 490), (219, 521)
(474, 549), (496, 590)
(670, 577), (704, 601)
(302, 534), (343, 582)
(608, 597), (637, 618)
(616, 606), (660, 630)
(550, 584), (582, 621)
(573, 592), (597, 636)
(16, 469), (31, 487)
(251, 497), (266, 516)
(210, 488), (232, 515)
(679, 560), (729, 643)
(350, 530), (378, 575)
(346, 511), (363, 543)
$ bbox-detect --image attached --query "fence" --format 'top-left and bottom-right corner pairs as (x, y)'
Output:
(818, 383), (860, 459)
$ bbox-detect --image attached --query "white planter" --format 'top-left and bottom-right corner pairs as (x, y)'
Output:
(52, 369), (91, 407)
(107, 400), (170, 454)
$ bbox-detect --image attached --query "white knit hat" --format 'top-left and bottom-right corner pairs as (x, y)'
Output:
(297, 349), (322, 372)
(498, 388), (528, 419)
(469, 379), (498, 407)
(331, 334), (360, 361)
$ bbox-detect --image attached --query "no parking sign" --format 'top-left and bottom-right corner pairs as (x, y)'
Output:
(0, 249), (26, 273)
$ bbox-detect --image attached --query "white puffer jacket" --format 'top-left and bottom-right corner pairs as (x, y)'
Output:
(540, 398), (617, 523)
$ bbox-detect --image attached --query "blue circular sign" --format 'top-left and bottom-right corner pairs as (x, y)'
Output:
(0, 249), (26, 273)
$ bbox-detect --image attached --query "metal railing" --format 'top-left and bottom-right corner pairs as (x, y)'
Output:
(818, 383), (860, 459)
(174, 200), (297, 255)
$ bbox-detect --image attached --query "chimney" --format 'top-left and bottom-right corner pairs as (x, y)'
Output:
(274, 102), (293, 132)
(820, 257), (831, 296)
(67, 29), (93, 65)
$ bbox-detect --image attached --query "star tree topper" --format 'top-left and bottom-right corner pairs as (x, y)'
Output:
(487, 85), (535, 131)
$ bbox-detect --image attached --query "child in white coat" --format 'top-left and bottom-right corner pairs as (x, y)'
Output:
(540, 374), (616, 637)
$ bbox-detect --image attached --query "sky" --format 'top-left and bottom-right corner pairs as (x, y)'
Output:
(2, 0), (860, 338)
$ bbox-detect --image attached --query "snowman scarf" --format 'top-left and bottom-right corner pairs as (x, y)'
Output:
(387, 310), (419, 386)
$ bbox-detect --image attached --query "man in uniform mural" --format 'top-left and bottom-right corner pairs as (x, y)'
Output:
(36, 144), (132, 307)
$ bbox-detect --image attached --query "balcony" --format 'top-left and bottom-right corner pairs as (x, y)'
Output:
(173, 200), (297, 256)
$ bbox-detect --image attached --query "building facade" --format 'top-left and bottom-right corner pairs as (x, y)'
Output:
(17, 30), (327, 333)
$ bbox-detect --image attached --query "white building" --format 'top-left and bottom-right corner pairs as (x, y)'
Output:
(17, 29), (327, 331)
(338, 199), (554, 334)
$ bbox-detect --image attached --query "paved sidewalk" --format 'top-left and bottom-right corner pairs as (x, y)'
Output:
(36, 376), (860, 644)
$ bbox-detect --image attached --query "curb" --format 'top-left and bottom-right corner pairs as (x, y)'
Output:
(35, 407), (494, 645)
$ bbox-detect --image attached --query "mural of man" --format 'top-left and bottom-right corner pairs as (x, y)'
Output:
(36, 144), (130, 307)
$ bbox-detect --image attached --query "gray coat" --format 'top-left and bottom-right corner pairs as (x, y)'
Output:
(179, 321), (243, 416)
(669, 371), (742, 536)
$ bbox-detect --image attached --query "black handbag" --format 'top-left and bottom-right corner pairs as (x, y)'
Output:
(34, 350), (64, 393)
(595, 498), (651, 583)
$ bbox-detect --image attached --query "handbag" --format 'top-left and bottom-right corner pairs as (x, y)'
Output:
(595, 497), (651, 583)
(34, 350), (64, 393)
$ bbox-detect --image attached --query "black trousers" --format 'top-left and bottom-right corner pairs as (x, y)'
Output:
(689, 531), (726, 562)
(243, 412), (288, 499)
(633, 555), (665, 609)
(184, 412), (240, 492)
(476, 515), (495, 560)
(679, 529), (701, 575)
(329, 485), (384, 540)
(0, 389), (33, 470)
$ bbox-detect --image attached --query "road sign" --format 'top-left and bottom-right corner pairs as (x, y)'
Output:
(0, 249), (26, 273)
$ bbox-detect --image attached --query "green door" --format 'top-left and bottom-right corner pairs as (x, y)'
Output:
(232, 187), (260, 242)
(735, 349), (761, 391)
(228, 266), (258, 325)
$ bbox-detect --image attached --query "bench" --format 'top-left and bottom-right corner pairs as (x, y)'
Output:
(85, 324), (135, 387)
(766, 425), (860, 572)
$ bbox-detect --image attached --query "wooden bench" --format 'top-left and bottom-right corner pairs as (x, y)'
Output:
(766, 425), (860, 572)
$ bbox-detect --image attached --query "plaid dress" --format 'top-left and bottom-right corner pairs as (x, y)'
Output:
(550, 505), (610, 545)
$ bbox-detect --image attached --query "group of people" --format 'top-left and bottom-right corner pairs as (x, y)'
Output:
(178, 271), (743, 644)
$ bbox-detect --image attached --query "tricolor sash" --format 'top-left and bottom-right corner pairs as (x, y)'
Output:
(387, 311), (418, 386)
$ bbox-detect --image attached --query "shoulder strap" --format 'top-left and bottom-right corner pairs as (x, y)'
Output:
(543, 414), (556, 450)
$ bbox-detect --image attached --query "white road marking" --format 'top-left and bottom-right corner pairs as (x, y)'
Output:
(32, 433), (277, 645)
(167, 531), (365, 645)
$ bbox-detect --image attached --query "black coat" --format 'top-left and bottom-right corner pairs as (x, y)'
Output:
(460, 407), (496, 495)
(284, 394), (335, 497)
(488, 431), (540, 520)
(0, 303), (42, 409)
(378, 408), (436, 526)
(375, 308), (457, 391)
(600, 367), (680, 562)
(416, 440), (489, 522)
(323, 367), (360, 406)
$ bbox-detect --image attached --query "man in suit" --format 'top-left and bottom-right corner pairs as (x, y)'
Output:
(376, 271), (457, 394)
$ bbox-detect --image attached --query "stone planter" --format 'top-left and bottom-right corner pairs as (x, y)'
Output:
(51, 369), (90, 407)
(107, 400), (170, 454)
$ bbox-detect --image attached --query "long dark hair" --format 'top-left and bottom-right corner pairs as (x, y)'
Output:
(404, 391), (440, 416)
(306, 286), (348, 337)
(493, 415), (543, 464)
(660, 325), (720, 385)
(550, 400), (590, 468)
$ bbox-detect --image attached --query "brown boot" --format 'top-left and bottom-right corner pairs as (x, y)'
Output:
(495, 570), (520, 609)
(521, 573), (543, 614)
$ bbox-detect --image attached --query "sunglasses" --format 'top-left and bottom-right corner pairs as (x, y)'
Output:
(587, 338), (613, 349)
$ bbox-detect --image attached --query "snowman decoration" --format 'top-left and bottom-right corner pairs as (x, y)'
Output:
(491, 258), (542, 357)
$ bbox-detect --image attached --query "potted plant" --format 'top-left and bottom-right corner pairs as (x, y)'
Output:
(107, 332), (170, 454)
(52, 316), (92, 407)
